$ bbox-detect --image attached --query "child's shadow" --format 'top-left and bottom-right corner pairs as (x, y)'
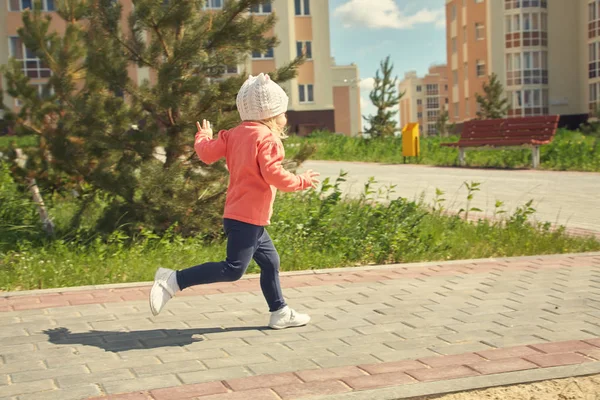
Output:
(43, 326), (265, 352)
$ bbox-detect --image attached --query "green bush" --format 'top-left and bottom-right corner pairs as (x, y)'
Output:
(284, 129), (600, 171)
(1, 171), (599, 292)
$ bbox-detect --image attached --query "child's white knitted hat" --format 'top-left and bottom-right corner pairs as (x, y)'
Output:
(236, 73), (289, 121)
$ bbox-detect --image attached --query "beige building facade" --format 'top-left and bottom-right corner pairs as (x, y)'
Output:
(399, 65), (449, 136)
(445, 0), (590, 127)
(1, 0), (361, 136)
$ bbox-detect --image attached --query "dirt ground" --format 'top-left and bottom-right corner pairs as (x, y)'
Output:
(419, 374), (600, 400)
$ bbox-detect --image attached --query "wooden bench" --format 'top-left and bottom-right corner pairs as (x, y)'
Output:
(441, 115), (560, 169)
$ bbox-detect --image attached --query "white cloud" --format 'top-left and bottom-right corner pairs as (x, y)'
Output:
(359, 77), (375, 91)
(334, 0), (445, 30)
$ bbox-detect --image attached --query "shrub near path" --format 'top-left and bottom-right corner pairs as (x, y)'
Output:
(1, 167), (599, 292)
(284, 130), (600, 172)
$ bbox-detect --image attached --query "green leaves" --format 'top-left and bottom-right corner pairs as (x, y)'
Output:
(475, 73), (509, 120)
(363, 56), (403, 138)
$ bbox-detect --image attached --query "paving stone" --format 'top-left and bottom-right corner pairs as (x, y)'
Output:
(272, 380), (351, 399)
(247, 358), (319, 375)
(295, 366), (366, 382)
(10, 364), (88, 383)
(17, 384), (101, 400)
(430, 342), (495, 355)
(196, 388), (279, 400)
(468, 357), (538, 375)
(203, 354), (271, 369)
(0, 360), (46, 375)
(524, 352), (592, 368)
(476, 345), (544, 361)
(342, 371), (416, 390)
(225, 372), (301, 391)
(406, 365), (479, 382)
(418, 353), (485, 368)
(56, 368), (134, 388)
(0, 380), (55, 397)
(150, 381), (227, 400)
(311, 354), (380, 369)
(530, 340), (598, 354)
(133, 360), (205, 377)
(86, 356), (162, 373)
(103, 374), (181, 394)
(178, 366), (252, 384)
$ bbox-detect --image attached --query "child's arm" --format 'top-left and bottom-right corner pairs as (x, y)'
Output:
(194, 120), (227, 165)
(257, 140), (319, 192)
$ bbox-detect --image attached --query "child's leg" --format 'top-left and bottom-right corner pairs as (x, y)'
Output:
(252, 229), (286, 312)
(177, 219), (263, 289)
(253, 229), (311, 329)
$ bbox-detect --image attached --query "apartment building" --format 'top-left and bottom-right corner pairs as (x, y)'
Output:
(1, 0), (361, 136)
(445, 0), (589, 127)
(398, 64), (449, 136)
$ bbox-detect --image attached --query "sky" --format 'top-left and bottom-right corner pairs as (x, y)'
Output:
(328, 0), (447, 127)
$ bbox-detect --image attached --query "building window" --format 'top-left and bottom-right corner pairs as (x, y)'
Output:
(8, 36), (51, 78)
(476, 60), (486, 77)
(427, 110), (440, 120)
(452, 37), (457, 53)
(475, 23), (485, 40)
(464, 62), (468, 80)
(426, 97), (440, 109)
(295, 0), (310, 16)
(451, 4), (456, 21)
(417, 112), (423, 119)
(226, 65), (239, 74)
(590, 42), (600, 79)
(299, 84), (314, 103)
(453, 102), (459, 118)
(416, 85), (422, 92)
(250, 2), (272, 13)
(427, 124), (437, 135)
(296, 41), (312, 59)
(453, 70), (458, 86)
(417, 99), (422, 105)
(204, 0), (223, 9)
(426, 84), (439, 95)
(252, 47), (274, 59)
(590, 82), (599, 113)
(9, 0), (55, 11)
(465, 98), (470, 116)
(463, 26), (467, 43)
(505, 0), (547, 9)
(510, 88), (549, 116)
(250, 2), (273, 14)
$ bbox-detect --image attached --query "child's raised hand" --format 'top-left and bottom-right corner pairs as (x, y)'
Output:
(302, 170), (321, 189)
(196, 119), (213, 139)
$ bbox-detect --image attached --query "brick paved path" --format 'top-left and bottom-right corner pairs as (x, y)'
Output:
(1, 252), (600, 400)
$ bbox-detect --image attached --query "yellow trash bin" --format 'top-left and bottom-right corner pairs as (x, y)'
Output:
(401, 123), (420, 159)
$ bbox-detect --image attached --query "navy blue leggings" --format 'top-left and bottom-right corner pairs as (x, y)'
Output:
(176, 219), (286, 312)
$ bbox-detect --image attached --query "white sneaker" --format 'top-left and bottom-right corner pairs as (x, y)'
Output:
(149, 268), (180, 316)
(268, 306), (311, 330)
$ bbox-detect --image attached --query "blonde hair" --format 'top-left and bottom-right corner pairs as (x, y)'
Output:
(258, 116), (288, 140)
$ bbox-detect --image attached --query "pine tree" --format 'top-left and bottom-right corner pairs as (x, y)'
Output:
(363, 56), (403, 138)
(1, 0), (307, 237)
(434, 109), (454, 137)
(475, 72), (509, 120)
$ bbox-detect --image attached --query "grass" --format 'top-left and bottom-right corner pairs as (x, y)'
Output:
(1, 167), (599, 292)
(284, 129), (600, 172)
(0, 135), (39, 151)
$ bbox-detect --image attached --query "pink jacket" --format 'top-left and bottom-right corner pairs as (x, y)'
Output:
(195, 121), (311, 226)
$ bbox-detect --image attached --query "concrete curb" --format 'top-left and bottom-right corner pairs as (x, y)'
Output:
(310, 362), (600, 400)
(2, 251), (599, 298)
